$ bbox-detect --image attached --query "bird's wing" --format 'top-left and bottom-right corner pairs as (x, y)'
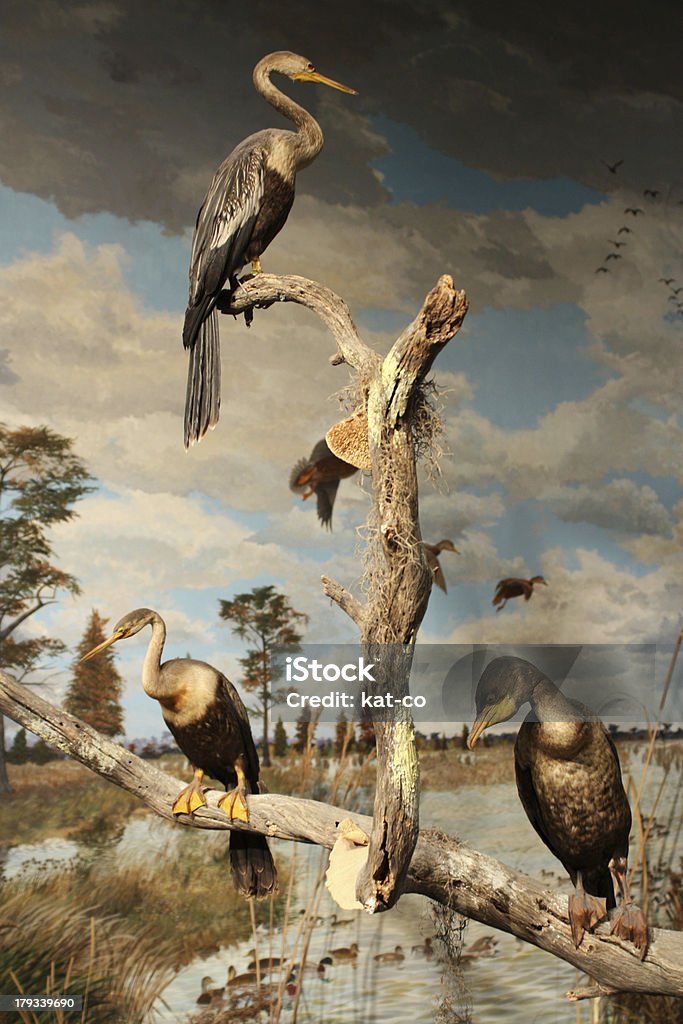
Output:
(492, 579), (509, 604)
(514, 726), (570, 874)
(188, 141), (267, 306)
(431, 558), (447, 593)
(316, 480), (340, 528)
(309, 438), (333, 463)
(217, 673), (262, 787)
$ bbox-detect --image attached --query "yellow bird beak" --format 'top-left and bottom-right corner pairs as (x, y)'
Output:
(467, 695), (517, 750)
(293, 70), (358, 95)
(80, 630), (125, 663)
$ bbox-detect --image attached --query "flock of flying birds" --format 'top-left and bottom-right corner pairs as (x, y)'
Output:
(78, 52), (649, 971)
(596, 159), (683, 317)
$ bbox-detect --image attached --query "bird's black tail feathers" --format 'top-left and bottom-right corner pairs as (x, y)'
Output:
(230, 830), (278, 899)
(183, 306), (221, 448)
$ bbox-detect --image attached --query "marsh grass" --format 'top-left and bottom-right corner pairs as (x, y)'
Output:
(2, 814), (290, 1024)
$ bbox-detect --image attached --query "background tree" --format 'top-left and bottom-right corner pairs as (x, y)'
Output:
(65, 610), (124, 736)
(218, 585), (307, 767)
(294, 705), (312, 754)
(273, 717), (288, 758)
(335, 712), (354, 757)
(0, 424), (93, 792)
(7, 727), (27, 764)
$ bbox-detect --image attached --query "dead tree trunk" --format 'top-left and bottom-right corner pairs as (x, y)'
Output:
(1, 670), (681, 998)
(222, 271), (467, 910)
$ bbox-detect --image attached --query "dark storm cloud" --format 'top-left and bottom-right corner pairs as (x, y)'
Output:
(1, 0), (681, 230)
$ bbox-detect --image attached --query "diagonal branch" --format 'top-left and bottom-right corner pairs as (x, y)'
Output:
(1, 670), (681, 996)
(216, 273), (381, 378)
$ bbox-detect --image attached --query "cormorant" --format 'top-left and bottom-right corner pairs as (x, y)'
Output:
(467, 656), (648, 957)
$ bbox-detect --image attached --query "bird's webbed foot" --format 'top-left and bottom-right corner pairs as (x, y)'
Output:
(608, 856), (648, 958)
(568, 889), (608, 948)
(218, 758), (251, 823)
(609, 901), (648, 959)
(172, 768), (208, 816)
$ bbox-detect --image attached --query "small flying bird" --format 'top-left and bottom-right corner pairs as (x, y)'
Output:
(671, 287), (683, 295)
(289, 438), (358, 529)
(624, 207), (644, 216)
(492, 575), (547, 612)
(183, 52), (357, 447)
(81, 608), (277, 898)
(608, 240), (626, 248)
(643, 189), (660, 198)
(659, 278), (675, 285)
(605, 253), (622, 261)
(423, 539), (460, 592)
(617, 226), (632, 234)
(467, 656), (648, 957)
(602, 159), (623, 174)
(595, 266), (610, 274)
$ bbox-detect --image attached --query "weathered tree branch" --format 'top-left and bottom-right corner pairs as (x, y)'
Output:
(217, 274), (380, 379)
(320, 575), (366, 628)
(1, 671), (681, 996)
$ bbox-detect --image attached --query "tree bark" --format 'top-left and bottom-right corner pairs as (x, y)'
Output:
(1, 670), (681, 997)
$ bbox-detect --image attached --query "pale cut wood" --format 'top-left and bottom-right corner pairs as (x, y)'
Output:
(1, 670), (681, 996)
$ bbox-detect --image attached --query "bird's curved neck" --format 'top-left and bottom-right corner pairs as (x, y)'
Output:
(514, 662), (577, 723)
(254, 62), (323, 168)
(140, 613), (168, 700)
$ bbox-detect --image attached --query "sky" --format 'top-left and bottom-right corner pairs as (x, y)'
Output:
(1, 0), (682, 740)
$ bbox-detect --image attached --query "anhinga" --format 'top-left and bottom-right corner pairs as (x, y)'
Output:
(81, 608), (277, 898)
(492, 575), (547, 611)
(467, 656), (648, 957)
(183, 52), (356, 448)
(289, 437), (358, 528)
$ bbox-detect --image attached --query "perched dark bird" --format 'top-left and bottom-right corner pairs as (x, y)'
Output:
(617, 226), (632, 234)
(492, 576), (547, 611)
(81, 608), (277, 898)
(467, 656), (648, 957)
(423, 539), (460, 592)
(183, 52), (356, 447)
(643, 189), (660, 198)
(605, 253), (622, 261)
(289, 438), (358, 528)
(602, 159), (623, 174)
(595, 266), (610, 274)
(624, 207), (644, 216)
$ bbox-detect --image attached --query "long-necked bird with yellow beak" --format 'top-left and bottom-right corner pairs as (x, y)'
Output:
(467, 656), (647, 958)
(183, 51), (357, 448)
(81, 607), (277, 898)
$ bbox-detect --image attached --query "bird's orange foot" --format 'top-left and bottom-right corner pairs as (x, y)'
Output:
(219, 786), (250, 823)
(568, 891), (608, 947)
(610, 902), (648, 959)
(172, 776), (208, 816)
